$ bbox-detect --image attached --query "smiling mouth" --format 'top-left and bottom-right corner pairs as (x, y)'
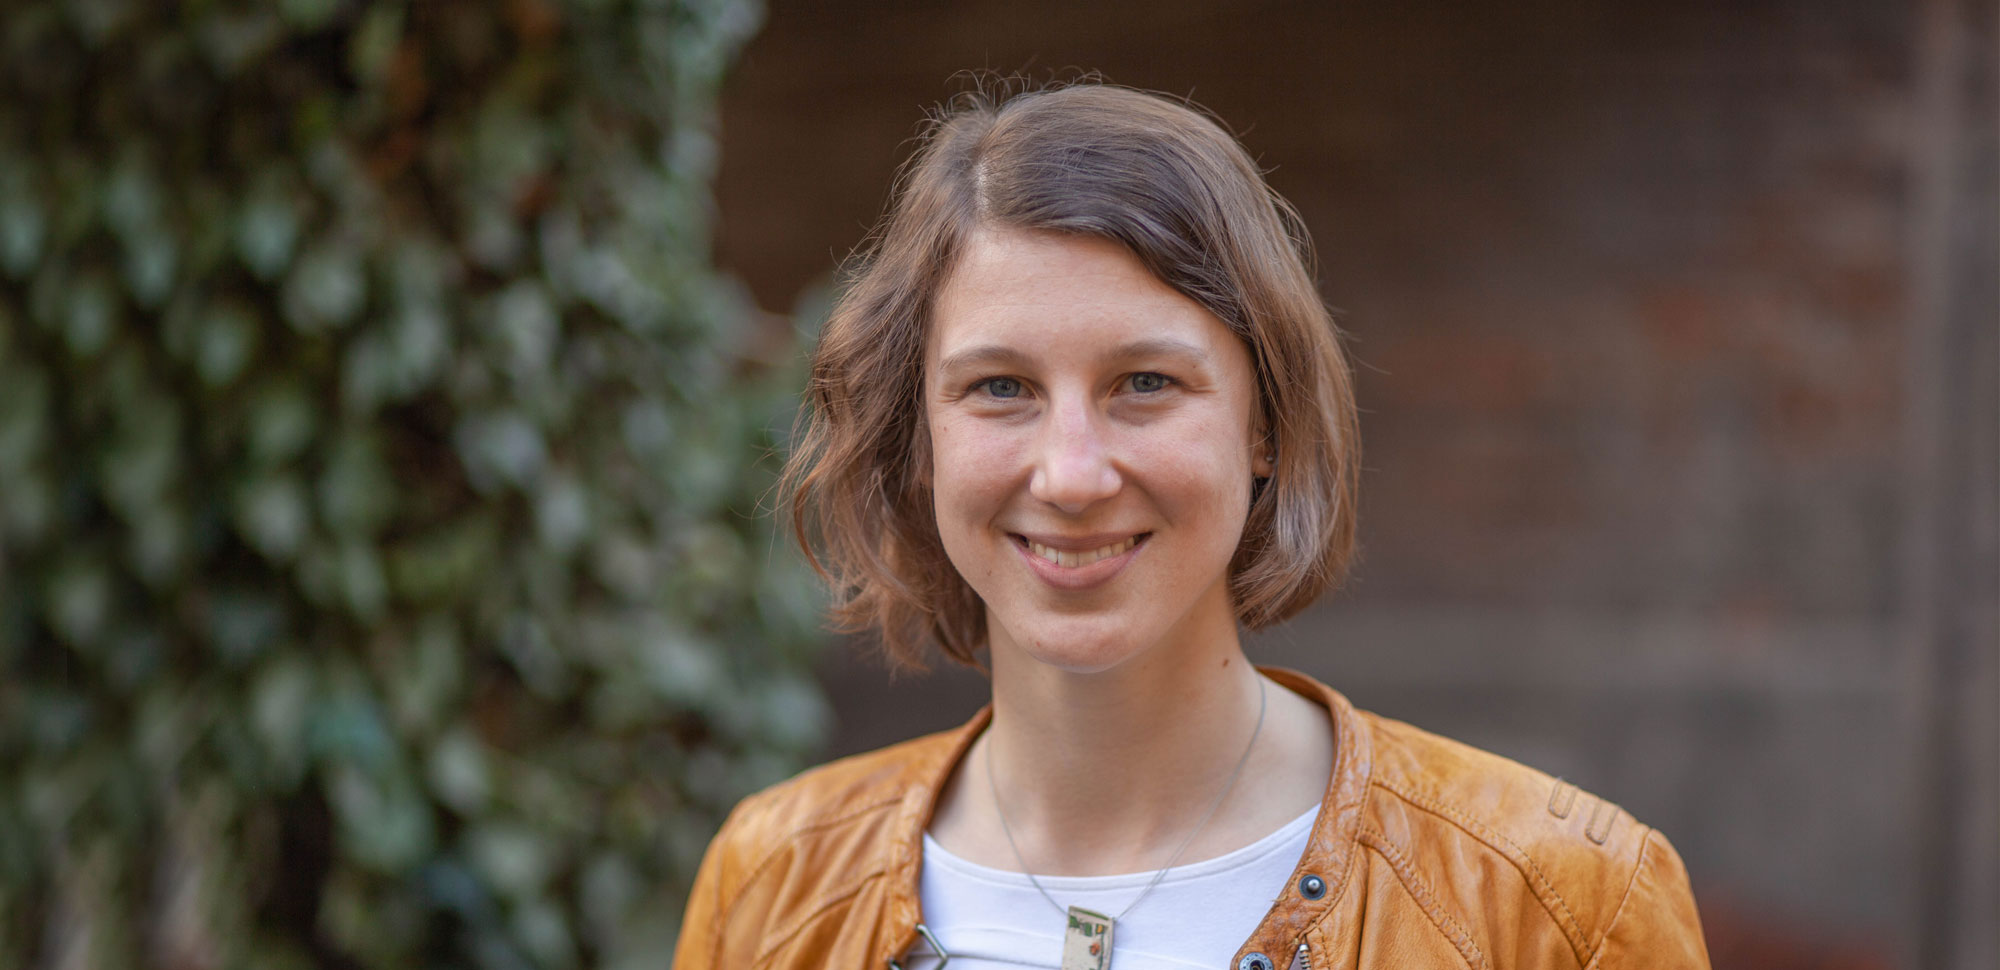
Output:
(1015, 534), (1148, 568)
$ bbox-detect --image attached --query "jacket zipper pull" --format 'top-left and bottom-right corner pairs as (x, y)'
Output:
(1286, 942), (1311, 970)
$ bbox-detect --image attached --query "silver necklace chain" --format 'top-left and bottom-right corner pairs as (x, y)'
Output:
(984, 675), (1269, 922)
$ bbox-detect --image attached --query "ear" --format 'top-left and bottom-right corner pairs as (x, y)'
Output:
(1251, 421), (1276, 479)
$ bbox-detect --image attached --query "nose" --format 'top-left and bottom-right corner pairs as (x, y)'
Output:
(1028, 393), (1122, 513)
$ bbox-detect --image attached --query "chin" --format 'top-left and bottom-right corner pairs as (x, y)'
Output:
(1000, 613), (1156, 675)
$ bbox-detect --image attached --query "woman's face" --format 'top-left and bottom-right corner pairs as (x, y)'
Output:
(924, 228), (1271, 674)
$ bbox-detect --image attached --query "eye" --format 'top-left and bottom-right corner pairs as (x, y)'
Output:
(1127, 372), (1171, 393)
(974, 376), (1024, 399)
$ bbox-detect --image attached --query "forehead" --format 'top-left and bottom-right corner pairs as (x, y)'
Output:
(927, 228), (1234, 362)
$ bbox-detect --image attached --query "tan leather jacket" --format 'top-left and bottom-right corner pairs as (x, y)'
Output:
(673, 668), (1711, 969)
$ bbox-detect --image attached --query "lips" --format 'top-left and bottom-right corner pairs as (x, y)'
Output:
(1025, 535), (1138, 568)
(1009, 532), (1150, 589)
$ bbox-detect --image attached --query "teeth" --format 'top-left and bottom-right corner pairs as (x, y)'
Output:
(1028, 536), (1136, 568)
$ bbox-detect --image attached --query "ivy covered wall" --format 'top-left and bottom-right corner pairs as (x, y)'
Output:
(0, 1), (826, 966)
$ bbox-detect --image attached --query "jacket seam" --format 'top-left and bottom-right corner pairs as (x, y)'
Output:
(1282, 824), (1362, 957)
(1371, 777), (1593, 964)
(1357, 824), (1488, 970)
(1579, 829), (1655, 970)
(750, 868), (884, 967)
(716, 794), (908, 939)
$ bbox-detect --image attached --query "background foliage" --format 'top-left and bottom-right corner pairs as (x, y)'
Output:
(0, 1), (828, 966)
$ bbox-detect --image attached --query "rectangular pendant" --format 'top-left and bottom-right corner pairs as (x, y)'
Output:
(1061, 906), (1114, 970)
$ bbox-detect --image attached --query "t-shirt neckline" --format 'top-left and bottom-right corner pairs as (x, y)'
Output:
(920, 802), (1320, 891)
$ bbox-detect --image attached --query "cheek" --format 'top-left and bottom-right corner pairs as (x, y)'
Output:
(1148, 410), (1255, 479)
(1127, 416), (1255, 537)
(927, 414), (1022, 521)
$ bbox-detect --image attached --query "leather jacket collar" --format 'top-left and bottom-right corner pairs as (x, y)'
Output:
(673, 666), (1711, 969)
(876, 667), (1369, 969)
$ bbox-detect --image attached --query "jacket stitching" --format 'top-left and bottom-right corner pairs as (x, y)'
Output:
(1357, 824), (1488, 970)
(1319, 700), (1376, 910)
(716, 794), (908, 945)
(1579, 830), (1655, 970)
(1584, 797), (1616, 845)
(1269, 823), (1362, 959)
(1371, 777), (1593, 965)
(1247, 678), (1371, 960)
(750, 869), (883, 967)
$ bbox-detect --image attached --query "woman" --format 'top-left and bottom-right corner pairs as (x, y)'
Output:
(674, 82), (1710, 970)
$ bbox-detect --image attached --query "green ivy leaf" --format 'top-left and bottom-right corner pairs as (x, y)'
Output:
(195, 7), (284, 75)
(465, 822), (558, 900)
(246, 380), (317, 465)
(0, 460), (55, 544)
(385, 303), (450, 395)
(750, 674), (831, 752)
(382, 613), (463, 736)
(192, 301), (260, 388)
(0, 363), (52, 474)
(278, 0), (341, 30)
(122, 227), (178, 307)
(100, 398), (181, 519)
(635, 622), (721, 707)
(427, 724), (491, 813)
(46, 556), (112, 650)
(235, 172), (302, 280)
(491, 280), (559, 380)
(328, 761), (435, 873)
(347, 3), (404, 83)
(282, 240), (366, 332)
(62, 270), (120, 358)
(454, 410), (546, 493)
(26, 687), (92, 756)
(205, 587), (286, 664)
(512, 897), (578, 970)
(335, 540), (388, 621)
(309, 677), (396, 770)
(388, 513), (499, 604)
(101, 152), (161, 240)
(234, 473), (311, 561)
(318, 429), (394, 536)
(533, 473), (590, 555)
(127, 505), (189, 587)
(0, 165), (46, 278)
(250, 656), (315, 787)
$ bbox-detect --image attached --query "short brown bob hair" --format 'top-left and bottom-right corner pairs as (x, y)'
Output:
(783, 80), (1360, 668)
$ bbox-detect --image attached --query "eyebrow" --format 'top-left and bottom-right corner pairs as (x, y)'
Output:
(935, 338), (1211, 375)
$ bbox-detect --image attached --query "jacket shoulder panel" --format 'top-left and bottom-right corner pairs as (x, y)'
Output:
(715, 726), (962, 882)
(729, 728), (958, 845)
(688, 727), (965, 966)
(1359, 712), (1661, 966)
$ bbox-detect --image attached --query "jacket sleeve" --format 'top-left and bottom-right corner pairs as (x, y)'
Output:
(1594, 829), (1713, 969)
(672, 806), (746, 970)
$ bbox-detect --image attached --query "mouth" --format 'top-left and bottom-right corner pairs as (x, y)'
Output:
(1012, 533), (1150, 569)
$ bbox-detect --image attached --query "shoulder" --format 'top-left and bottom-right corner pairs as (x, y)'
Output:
(699, 726), (962, 896)
(677, 727), (968, 968)
(1353, 710), (1708, 967)
(733, 729), (954, 833)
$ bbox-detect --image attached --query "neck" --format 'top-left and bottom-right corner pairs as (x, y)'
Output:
(980, 621), (1267, 874)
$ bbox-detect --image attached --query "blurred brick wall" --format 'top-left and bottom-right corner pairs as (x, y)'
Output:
(711, 1), (1998, 966)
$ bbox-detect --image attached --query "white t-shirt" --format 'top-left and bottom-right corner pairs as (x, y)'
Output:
(905, 805), (1318, 969)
